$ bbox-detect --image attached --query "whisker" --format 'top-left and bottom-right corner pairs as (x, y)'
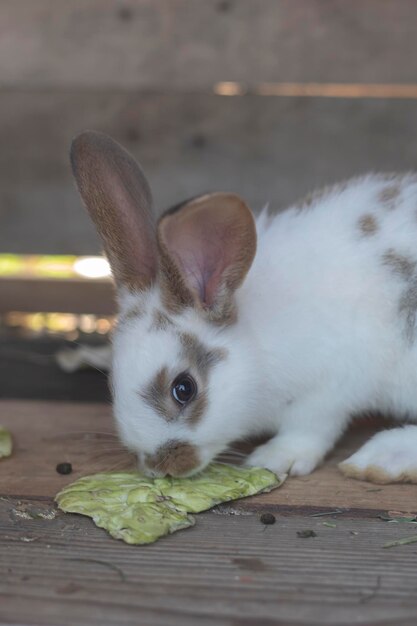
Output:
(155, 451), (171, 471)
(97, 456), (136, 472)
(88, 447), (131, 460)
(44, 430), (119, 443)
(225, 449), (247, 457)
(224, 448), (248, 457)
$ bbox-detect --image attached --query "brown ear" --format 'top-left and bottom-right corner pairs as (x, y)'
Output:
(157, 193), (256, 323)
(70, 131), (157, 292)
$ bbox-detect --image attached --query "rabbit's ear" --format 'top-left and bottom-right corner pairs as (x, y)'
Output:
(71, 131), (157, 292)
(157, 193), (256, 323)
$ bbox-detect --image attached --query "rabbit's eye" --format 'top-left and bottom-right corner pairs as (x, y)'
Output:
(171, 374), (197, 405)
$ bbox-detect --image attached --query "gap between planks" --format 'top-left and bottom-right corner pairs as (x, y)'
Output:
(0, 400), (416, 515)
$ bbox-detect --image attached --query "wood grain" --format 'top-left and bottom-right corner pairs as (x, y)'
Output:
(2, 94), (417, 254)
(2, 499), (417, 625)
(2, 400), (417, 625)
(0, 400), (416, 514)
(0, 277), (114, 314)
(1, 1), (417, 89)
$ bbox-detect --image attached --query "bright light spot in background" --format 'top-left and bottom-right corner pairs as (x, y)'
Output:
(213, 82), (417, 99)
(0, 254), (112, 279)
(3, 311), (115, 336)
(73, 257), (111, 279)
(214, 81), (247, 96)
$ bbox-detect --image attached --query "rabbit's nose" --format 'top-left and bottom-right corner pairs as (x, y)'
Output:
(145, 440), (200, 477)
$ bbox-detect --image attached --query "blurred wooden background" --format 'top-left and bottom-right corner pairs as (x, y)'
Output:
(1, 0), (417, 255)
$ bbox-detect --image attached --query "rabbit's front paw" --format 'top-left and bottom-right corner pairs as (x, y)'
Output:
(246, 435), (325, 477)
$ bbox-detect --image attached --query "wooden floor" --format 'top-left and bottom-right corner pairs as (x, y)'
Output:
(1, 401), (417, 625)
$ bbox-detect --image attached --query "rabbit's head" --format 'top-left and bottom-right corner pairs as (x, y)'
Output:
(71, 131), (257, 476)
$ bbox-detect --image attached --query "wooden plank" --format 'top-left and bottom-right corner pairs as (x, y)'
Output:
(2, 399), (417, 624)
(2, 93), (417, 254)
(0, 399), (416, 514)
(0, 277), (115, 314)
(1, 1), (417, 89)
(2, 498), (417, 625)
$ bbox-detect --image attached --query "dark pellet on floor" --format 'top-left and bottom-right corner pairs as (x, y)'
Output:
(260, 513), (276, 525)
(56, 462), (72, 475)
(297, 530), (317, 538)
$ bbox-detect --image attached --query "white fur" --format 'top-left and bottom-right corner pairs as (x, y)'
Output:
(112, 173), (417, 482)
(339, 425), (417, 482)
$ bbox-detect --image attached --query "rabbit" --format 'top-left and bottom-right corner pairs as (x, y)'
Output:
(71, 130), (417, 483)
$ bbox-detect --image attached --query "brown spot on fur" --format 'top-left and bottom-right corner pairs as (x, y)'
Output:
(378, 184), (401, 210)
(298, 180), (350, 211)
(300, 187), (329, 209)
(151, 309), (173, 331)
(382, 249), (416, 279)
(399, 280), (417, 343)
(339, 462), (417, 485)
(119, 305), (142, 325)
(180, 333), (227, 379)
(145, 440), (200, 476)
(140, 367), (171, 420)
(358, 214), (378, 236)
(382, 250), (417, 342)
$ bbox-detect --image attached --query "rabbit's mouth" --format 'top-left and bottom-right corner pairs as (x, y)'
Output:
(143, 439), (203, 478)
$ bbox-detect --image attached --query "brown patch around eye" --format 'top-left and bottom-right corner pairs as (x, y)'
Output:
(145, 440), (200, 476)
(382, 249), (416, 279)
(378, 184), (401, 210)
(140, 336), (225, 425)
(178, 334), (226, 425)
(180, 332), (227, 379)
(358, 214), (378, 236)
(187, 390), (208, 425)
(140, 367), (172, 421)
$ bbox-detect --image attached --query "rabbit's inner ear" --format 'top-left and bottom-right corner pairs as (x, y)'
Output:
(157, 193), (256, 323)
(70, 131), (157, 292)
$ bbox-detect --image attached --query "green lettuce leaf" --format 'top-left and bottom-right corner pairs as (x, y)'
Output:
(56, 463), (282, 544)
(0, 427), (12, 459)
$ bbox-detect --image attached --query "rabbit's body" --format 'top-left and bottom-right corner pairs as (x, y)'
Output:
(71, 131), (417, 484)
(239, 174), (417, 479)
(245, 173), (417, 425)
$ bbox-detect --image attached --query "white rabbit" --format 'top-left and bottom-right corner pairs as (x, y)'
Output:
(71, 130), (417, 483)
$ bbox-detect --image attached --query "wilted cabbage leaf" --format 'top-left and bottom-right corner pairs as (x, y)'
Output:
(56, 463), (282, 544)
(0, 426), (12, 459)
